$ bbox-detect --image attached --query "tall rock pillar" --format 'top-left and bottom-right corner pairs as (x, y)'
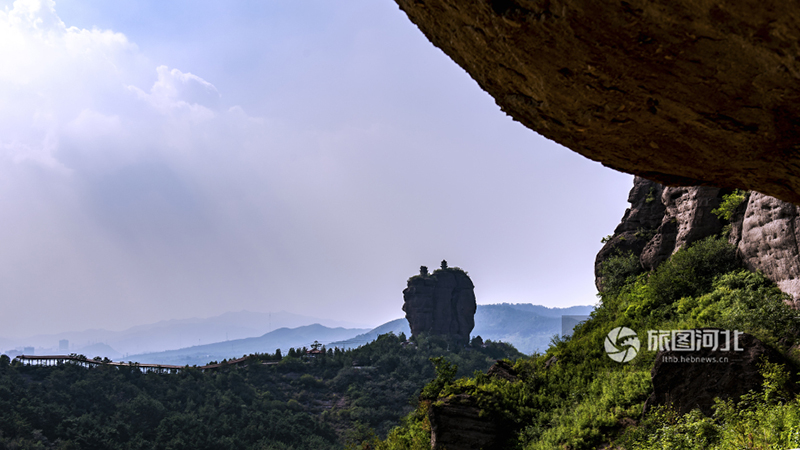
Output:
(402, 261), (476, 342)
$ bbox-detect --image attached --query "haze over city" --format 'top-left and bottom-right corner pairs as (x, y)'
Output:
(0, 0), (632, 339)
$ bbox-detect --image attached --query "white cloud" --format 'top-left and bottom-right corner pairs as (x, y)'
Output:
(0, 0), (634, 339)
(128, 66), (221, 117)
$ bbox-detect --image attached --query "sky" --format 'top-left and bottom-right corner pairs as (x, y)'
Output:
(0, 0), (634, 338)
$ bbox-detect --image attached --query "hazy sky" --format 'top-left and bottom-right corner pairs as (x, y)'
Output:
(0, 0), (633, 338)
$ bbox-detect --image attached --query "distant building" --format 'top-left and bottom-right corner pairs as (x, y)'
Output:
(23, 346), (34, 355)
(59, 339), (69, 352)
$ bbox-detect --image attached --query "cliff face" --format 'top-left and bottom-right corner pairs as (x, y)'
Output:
(597, 178), (800, 304)
(733, 193), (800, 306)
(394, 0), (800, 205)
(403, 267), (476, 342)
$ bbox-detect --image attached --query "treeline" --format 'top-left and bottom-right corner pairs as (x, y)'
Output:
(0, 332), (522, 449)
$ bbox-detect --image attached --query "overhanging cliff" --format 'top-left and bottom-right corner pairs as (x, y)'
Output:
(394, 0), (800, 204)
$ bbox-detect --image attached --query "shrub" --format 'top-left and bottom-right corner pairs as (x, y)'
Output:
(647, 236), (739, 309)
(598, 251), (643, 295)
(712, 189), (747, 221)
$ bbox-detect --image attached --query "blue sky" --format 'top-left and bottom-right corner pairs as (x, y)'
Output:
(0, 0), (633, 337)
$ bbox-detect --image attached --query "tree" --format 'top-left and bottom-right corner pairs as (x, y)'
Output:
(441, 260), (448, 270)
(420, 266), (428, 276)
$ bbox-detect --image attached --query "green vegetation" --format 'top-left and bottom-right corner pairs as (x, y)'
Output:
(623, 361), (800, 449)
(0, 334), (521, 449)
(712, 189), (748, 222)
(375, 236), (800, 449)
(645, 186), (657, 204)
(6, 231), (800, 449)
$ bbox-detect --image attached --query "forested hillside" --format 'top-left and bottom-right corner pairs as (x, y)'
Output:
(0, 333), (521, 449)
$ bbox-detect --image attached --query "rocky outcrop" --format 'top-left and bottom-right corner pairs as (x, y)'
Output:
(429, 360), (520, 450)
(732, 193), (800, 305)
(644, 330), (793, 416)
(594, 177), (665, 290)
(597, 178), (800, 303)
(595, 177), (725, 290)
(395, 0), (800, 205)
(429, 394), (501, 450)
(486, 359), (519, 382)
(403, 264), (477, 341)
(640, 186), (725, 270)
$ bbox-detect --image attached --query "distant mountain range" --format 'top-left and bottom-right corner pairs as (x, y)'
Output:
(327, 303), (595, 355)
(473, 303), (594, 354)
(125, 324), (370, 366)
(0, 311), (369, 358)
(2, 303), (595, 364)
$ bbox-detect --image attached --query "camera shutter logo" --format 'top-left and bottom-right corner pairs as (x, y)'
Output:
(605, 327), (640, 363)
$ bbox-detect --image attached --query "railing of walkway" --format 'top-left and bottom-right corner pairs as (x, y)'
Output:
(13, 354), (253, 373)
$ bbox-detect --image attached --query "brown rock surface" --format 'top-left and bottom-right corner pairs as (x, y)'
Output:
(645, 329), (792, 416)
(594, 176), (665, 290)
(486, 359), (519, 382)
(597, 178), (800, 304)
(429, 394), (501, 450)
(595, 178), (724, 287)
(640, 185), (724, 270)
(403, 266), (477, 341)
(734, 192), (800, 304)
(394, 0), (800, 204)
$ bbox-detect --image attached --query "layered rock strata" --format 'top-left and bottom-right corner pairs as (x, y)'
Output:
(395, 0), (800, 204)
(403, 266), (477, 341)
(429, 394), (500, 450)
(428, 360), (522, 450)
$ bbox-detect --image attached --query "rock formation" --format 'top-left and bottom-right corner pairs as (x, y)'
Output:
(644, 330), (793, 416)
(394, 0), (800, 204)
(596, 178), (800, 304)
(595, 177), (726, 290)
(428, 360), (521, 450)
(403, 263), (476, 342)
(732, 193), (800, 306)
(429, 394), (500, 450)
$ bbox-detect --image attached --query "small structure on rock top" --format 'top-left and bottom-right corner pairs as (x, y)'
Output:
(402, 261), (477, 342)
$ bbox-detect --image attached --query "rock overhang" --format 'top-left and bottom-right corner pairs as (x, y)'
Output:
(395, 0), (800, 204)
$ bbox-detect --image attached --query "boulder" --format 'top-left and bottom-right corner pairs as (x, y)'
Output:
(486, 359), (519, 382)
(645, 329), (792, 416)
(395, 0), (800, 204)
(429, 360), (521, 449)
(403, 266), (477, 341)
(429, 394), (501, 450)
